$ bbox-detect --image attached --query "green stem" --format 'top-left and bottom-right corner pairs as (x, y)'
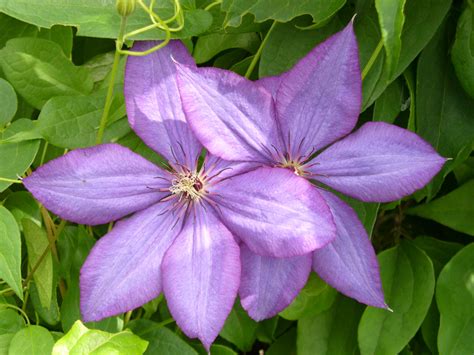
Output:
(0, 177), (22, 184)
(0, 304), (30, 325)
(361, 38), (383, 81)
(245, 21), (278, 79)
(96, 16), (128, 144)
(123, 310), (133, 327)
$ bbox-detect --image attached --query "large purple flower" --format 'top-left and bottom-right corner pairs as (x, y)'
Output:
(175, 22), (446, 320)
(23, 41), (337, 349)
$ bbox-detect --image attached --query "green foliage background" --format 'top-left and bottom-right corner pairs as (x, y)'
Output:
(0, 0), (473, 354)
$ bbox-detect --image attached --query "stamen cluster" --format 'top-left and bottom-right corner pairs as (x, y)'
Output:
(169, 172), (204, 200)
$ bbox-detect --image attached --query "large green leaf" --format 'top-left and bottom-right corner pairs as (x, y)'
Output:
(0, 13), (37, 48)
(297, 295), (364, 355)
(408, 180), (474, 236)
(29, 280), (61, 326)
(0, 119), (40, 192)
(3, 192), (41, 229)
(437, 243), (474, 355)
(0, 333), (15, 354)
(220, 301), (258, 352)
(22, 219), (53, 309)
(0, 38), (93, 109)
(0, 78), (17, 126)
(452, 5), (474, 98)
(193, 32), (260, 64)
(279, 273), (337, 320)
(416, 21), (474, 159)
(357, 241), (435, 355)
(259, 17), (343, 77)
(413, 236), (463, 354)
(36, 88), (129, 148)
(0, 0), (212, 40)
(373, 77), (404, 123)
(52, 320), (148, 355)
(8, 326), (54, 355)
(221, 0), (346, 27)
(375, 0), (406, 79)
(127, 319), (198, 355)
(0, 207), (23, 300)
(363, 0), (452, 108)
(415, 20), (474, 199)
(0, 309), (25, 335)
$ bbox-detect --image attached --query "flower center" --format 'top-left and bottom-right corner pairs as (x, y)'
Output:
(278, 158), (305, 176)
(169, 172), (204, 200)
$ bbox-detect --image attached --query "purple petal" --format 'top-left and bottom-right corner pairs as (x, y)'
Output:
(312, 191), (386, 308)
(275, 22), (361, 159)
(239, 245), (311, 321)
(162, 205), (240, 350)
(125, 41), (202, 170)
(23, 144), (171, 225)
(209, 167), (336, 257)
(203, 154), (261, 182)
(306, 122), (447, 202)
(80, 200), (182, 322)
(176, 63), (283, 163)
(257, 76), (283, 98)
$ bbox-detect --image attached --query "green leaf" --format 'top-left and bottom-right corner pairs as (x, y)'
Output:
(0, 309), (25, 335)
(36, 88), (129, 149)
(408, 180), (474, 236)
(452, 5), (474, 98)
(279, 273), (337, 320)
(210, 344), (237, 355)
(436, 243), (474, 355)
(412, 236), (463, 354)
(53, 320), (148, 355)
(193, 32), (260, 64)
(4, 192), (41, 229)
(259, 17), (343, 77)
(412, 236), (463, 276)
(297, 294), (364, 355)
(0, 37), (93, 109)
(266, 326), (296, 355)
(22, 219), (53, 309)
(0, 78), (17, 126)
(416, 21), (474, 160)
(57, 226), (95, 283)
(0, 206), (23, 300)
(373, 77), (404, 123)
(454, 157), (474, 185)
(37, 25), (74, 57)
(220, 301), (258, 351)
(363, 0), (452, 108)
(127, 319), (198, 355)
(256, 317), (278, 344)
(375, 0), (406, 79)
(0, 13), (38, 48)
(0, 119), (40, 192)
(8, 325), (55, 355)
(221, 0), (346, 28)
(357, 241), (435, 355)
(0, 333), (15, 355)
(0, 1), (212, 40)
(29, 280), (60, 326)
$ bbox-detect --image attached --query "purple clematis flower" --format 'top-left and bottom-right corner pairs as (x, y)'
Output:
(175, 22), (446, 320)
(23, 41), (338, 349)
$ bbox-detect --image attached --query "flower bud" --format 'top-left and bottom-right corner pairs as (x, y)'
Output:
(116, 0), (136, 16)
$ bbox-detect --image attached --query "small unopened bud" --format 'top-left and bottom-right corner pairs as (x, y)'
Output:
(116, 0), (136, 16)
